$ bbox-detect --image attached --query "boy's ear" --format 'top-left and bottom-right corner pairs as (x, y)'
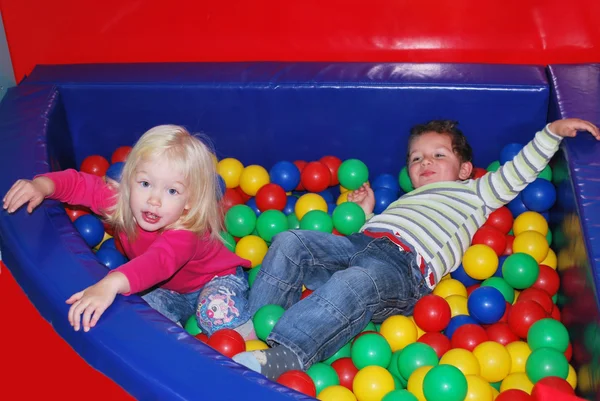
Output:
(459, 162), (473, 180)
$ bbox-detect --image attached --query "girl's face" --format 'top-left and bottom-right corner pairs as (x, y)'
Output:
(129, 157), (191, 232)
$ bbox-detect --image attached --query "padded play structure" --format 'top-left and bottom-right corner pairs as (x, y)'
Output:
(0, 61), (599, 400)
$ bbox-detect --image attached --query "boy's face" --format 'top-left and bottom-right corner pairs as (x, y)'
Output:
(408, 131), (473, 189)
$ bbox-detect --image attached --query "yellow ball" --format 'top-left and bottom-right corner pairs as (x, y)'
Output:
(577, 364), (592, 394)
(353, 366), (395, 401)
(379, 315), (418, 352)
(239, 165), (270, 196)
(445, 295), (469, 317)
(473, 341), (511, 383)
(406, 366), (433, 401)
(513, 211), (548, 236)
(499, 372), (533, 394)
(408, 316), (426, 339)
(465, 375), (493, 401)
(245, 339), (269, 351)
(491, 387), (499, 400)
(433, 278), (467, 299)
(93, 231), (113, 251)
(512, 230), (549, 263)
(318, 385), (357, 401)
(295, 193), (328, 220)
(462, 244), (499, 280)
(235, 235), (268, 267)
(217, 158), (244, 188)
(557, 248), (575, 271)
(340, 184), (350, 194)
(566, 364), (577, 390)
(505, 341), (531, 374)
(337, 191), (350, 205)
(513, 290), (520, 304)
(540, 248), (557, 269)
(440, 349), (481, 376)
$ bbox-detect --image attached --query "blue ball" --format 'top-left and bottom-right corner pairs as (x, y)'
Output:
(327, 202), (337, 216)
(99, 237), (117, 252)
(283, 195), (298, 215)
(269, 161), (301, 192)
(507, 194), (528, 218)
(246, 197), (261, 216)
(96, 248), (128, 270)
(373, 187), (397, 214)
(318, 189), (335, 204)
(73, 214), (105, 248)
(372, 173), (400, 194)
(499, 143), (524, 164)
(105, 162), (124, 183)
(216, 175), (226, 199)
(451, 263), (481, 287)
(444, 314), (479, 339)
(521, 178), (556, 212)
(467, 286), (506, 325)
(493, 256), (508, 278)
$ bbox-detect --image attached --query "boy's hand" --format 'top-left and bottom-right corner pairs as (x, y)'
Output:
(549, 118), (600, 140)
(2, 177), (55, 213)
(348, 183), (375, 216)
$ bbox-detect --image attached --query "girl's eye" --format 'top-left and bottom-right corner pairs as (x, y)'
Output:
(140, 181), (150, 188)
(168, 188), (179, 195)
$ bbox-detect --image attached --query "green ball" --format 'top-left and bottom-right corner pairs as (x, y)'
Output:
(487, 160), (501, 172)
(224, 204), (257, 237)
(323, 341), (351, 364)
(256, 209), (289, 242)
(539, 165), (553, 181)
(398, 166), (414, 193)
(546, 229), (552, 246)
(300, 210), (333, 233)
(351, 333), (393, 369)
(382, 389), (418, 401)
(338, 159), (369, 190)
(184, 314), (202, 336)
(387, 350), (404, 381)
(306, 363), (339, 395)
(525, 347), (569, 383)
(422, 364), (468, 401)
(247, 264), (261, 287)
(502, 252), (540, 289)
(332, 201), (366, 235)
(362, 321), (377, 332)
(287, 213), (300, 230)
(220, 231), (236, 252)
(553, 227), (566, 248)
(527, 318), (569, 352)
(398, 342), (439, 380)
(252, 304), (285, 341)
(490, 381), (501, 391)
(481, 277), (515, 304)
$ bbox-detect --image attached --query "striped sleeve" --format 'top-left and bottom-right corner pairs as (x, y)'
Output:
(475, 125), (562, 211)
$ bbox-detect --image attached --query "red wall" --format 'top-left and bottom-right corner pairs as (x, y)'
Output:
(2, 0), (600, 83)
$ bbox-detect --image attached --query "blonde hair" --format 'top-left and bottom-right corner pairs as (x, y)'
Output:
(105, 125), (223, 241)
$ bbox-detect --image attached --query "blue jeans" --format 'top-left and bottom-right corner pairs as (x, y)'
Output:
(142, 266), (251, 336)
(248, 230), (431, 369)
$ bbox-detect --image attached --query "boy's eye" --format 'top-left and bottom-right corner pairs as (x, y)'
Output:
(140, 181), (150, 188)
(435, 153), (445, 158)
(411, 156), (421, 163)
(168, 188), (179, 195)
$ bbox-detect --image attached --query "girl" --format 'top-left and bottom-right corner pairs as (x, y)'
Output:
(3, 125), (256, 339)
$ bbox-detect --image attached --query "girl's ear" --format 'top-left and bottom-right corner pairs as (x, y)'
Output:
(459, 161), (473, 180)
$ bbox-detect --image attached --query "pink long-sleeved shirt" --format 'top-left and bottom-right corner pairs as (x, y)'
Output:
(40, 169), (251, 294)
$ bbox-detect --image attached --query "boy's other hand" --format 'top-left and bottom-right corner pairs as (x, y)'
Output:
(549, 118), (600, 140)
(348, 183), (375, 216)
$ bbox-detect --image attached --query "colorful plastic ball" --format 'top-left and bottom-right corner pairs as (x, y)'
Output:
(513, 231), (549, 263)
(484, 206), (513, 234)
(517, 287), (553, 314)
(500, 143), (523, 164)
(351, 332), (392, 369)
(183, 314), (202, 336)
(207, 329), (246, 358)
(406, 365), (432, 401)
(473, 341), (512, 382)
(318, 189), (335, 203)
(253, 304), (285, 341)
(277, 370), (317, 397)
(417, 332), (451, 358)
(487, 160), (501, 172)
(306, 363), (340, 395)
(527, 318), (569, 353)
(480, 277), (515, 304)
(300, 210), (333, 233)
(507, 194), (528, 218)
(247, 265), (261, 287)
(485, 322), (519, 346)
(372, 173), (400, 193)
(531, 376), (575, 397)
(472, 166), (487, 178)
(330, 357), (358, 390)
(444, 314), (479, 339)
(220, 231), (236, 253)
(195, 332), (209, 343)
(508, 300), (547, 339)
(398, 166), (414, 194)
(295, 193), (328, 220)
(225, 204), (257, 237)
(221, 188), (244, 213)
(332, 201), (366, 235)
(319, 155), (343, 186)
(467, 286), (506, 325)
(445, 295), (469, 317)
(337, 191), (350, 205)
(282, 195), (298, 215)
(74, 214), (105, 248)
(464, 375), (493, 401)
(502, 252), (539, 289)
(317, 385), (356, 401)
(217, 158), (244, 188)
(525, 347), (569, 383)
(299, 161), (331, 193)
(433, 278), (467, 299)
(522, 178), (556, 212)
(105, 161), (124, 183)
(451, 264), (481, 287)
(255, 183), (287, 212)
(338, 159), (369, 191)
(96, 248), (128, 270)
(413, 294), (452, 332)
(472, 226), (507, 256)
(245, 197), (261, 217)
(379, 315), (418, 352)
(397, 342), (439, 380)
(506, 341), (532, 374)
(80, 155), (110, 177)
(450, 323), (488, 352)
(500, 372), (534, 393)
(495, 389), (532, 401)
(256, 209), (288, 242)
(423, 364), (468, 401)
(65, 205), (90, 222)
(502, 235), (514, 256)
(373, 187), (397, 214)
(235, 235), (268, 267)
(245, 339), (269, 351)
(462, 244), (499, 280)
(381, 390), (418, 401)
(513, 211), (548, 236)
(269, 160), (301, 192)
(287, 213), (300, 230)
(439, 348), (480, 376)
(239, 165), (270, 196)
(353, 365), (395, 401)
(111, 145), (132, 164)
(531, 265), (560, 297)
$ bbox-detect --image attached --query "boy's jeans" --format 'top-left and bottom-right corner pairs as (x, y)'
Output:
(248, 230), (431, 369)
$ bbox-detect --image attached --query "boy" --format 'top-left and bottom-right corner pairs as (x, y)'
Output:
(233, 118), (599, 379)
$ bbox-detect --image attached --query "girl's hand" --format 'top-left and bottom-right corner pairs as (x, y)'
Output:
(3, 177), (55, 213)
(347, 183), (375, 216)
(549, 118), (600, 140)
(66, 272), (129, 332)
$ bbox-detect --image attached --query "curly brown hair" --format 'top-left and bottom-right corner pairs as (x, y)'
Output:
(407, 120), (473, 165)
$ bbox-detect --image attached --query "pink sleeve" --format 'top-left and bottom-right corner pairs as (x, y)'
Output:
(110, 230), (199, 294)
(37, 169), (117, 215)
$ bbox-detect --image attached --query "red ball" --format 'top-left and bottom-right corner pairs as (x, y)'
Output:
(300, 161), (331, 193)
(319, 155), (343, 186)
(413, 294), (451, 332)
(113, 235), (126, 255)
(293, 160), (308, 191)
(472, 225), (507, 256)
(300, 288), (314, 300)
(503, 234), (515, 256)
(234, 186), (252, 203)
(332, 228), (345, 236)
(560, 267), (587, 297)
(276, 370), (317, 397)
(484, 206), (514, 235)
(207, 328), (246, 358)
(532, 264), (560, 297)
(564, 341), (573, 362)
(111, 146), (132, 164)
(418, 332), (451, 358)
(450, 323), (488, 352)
(65, 205), (91, 222)
(80, 155), (110, 177)
(485, 322), (519, 345)
(496, 389), (532, 401)
(498, 301), (512, 324)
(472, 167), (487, 179)
(517, 288), (554, 314)
(466, 284), (481, 297)
(531, 376), (575, 398)
(221, 188), (244, 213)
(195, 333), (209, 343)
(508, 300), (547, 339)
(331, 357), (359, 390)
(255, 183), (287, 211)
